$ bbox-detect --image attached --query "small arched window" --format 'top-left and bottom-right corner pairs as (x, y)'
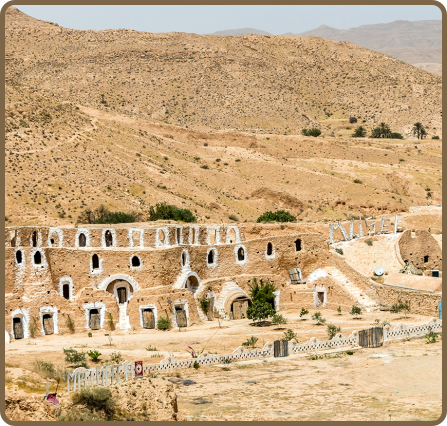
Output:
(92, 254), (99, 269)
(105, 230), (113, 247)
(238, 247), (245, 261)
(32, 231), (37, 247)
(295, 239), (302, 252)
(267, 242), (273, 256)
(182, 252), (186, 266)
(207, 250), (214, 264)
(424, 255), (429, 263)
(132, 256), (140, 267)
(79, 233), (86, 247)
(16, 250), (22, 264)
(62, 284), (70, 300)
(34, 251), (42, 264)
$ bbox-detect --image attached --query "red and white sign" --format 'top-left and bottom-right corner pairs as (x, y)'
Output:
(135, 361), (143, 378)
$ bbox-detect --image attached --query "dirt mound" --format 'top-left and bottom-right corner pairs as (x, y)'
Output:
(250, 187), (303, 210)
(5, 377), (182, 422)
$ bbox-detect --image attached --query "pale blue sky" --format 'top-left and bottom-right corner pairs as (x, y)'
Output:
(13, 5), (442, 34)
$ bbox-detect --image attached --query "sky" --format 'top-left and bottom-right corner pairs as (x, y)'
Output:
(12, 4), (443, 34)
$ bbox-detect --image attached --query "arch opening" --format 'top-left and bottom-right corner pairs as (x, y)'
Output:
(207, 250), (214, 264)
(34, 251), (42, 265)
(79, 233), (87, 247)
(12, 317), (24, 339)
(32, 231), (37, 247)
(295, 239), (302, 251)
(186, 275), (199, 294)
(62, 284), (70, 300)
(267, 242), (273, 256)
(237, 247), (245, 261)
(131, 256), (140, 267)
(105, 230), (113, 247)
(16, 250), (22, 264)
(42, 314), (54, 335)
(92, 254), (99, 270)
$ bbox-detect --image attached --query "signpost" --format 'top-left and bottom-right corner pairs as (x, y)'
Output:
(135, 361), (143, 378)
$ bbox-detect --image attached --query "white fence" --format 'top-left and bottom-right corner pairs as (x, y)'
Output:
(66, 318), (441, 391)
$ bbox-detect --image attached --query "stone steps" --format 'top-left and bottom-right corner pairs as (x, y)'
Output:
(325, 266), (378, 312)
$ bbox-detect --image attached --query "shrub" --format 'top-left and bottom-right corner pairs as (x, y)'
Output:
(312, 312), (326, 325)
(283, 329), (297, 341)
(256, 210), (296, 223)
(228, 214), (238, 222)
(242, 336), (258, 349)
(352, 126), (366, 137)
(337, 306), (342, 315)
(302, 128), (321, 137)
(72, 387), (116, 419)
(200, 164), (209, 169)
(426, 333), (437, 344)
(146, 345), (157, 351)
(148, 202), (196, 223)
(299, 308), (309, 318)
(106, 312), (115, 331)
(156, 316), (171, 330)
(88, 332), (92, 337)
(87, 349), (102, 362)
(110, 351), (123, 364)
(200, 298), (210, 313)
(390, 132), (404, 139)
(335, 248), (344, 255)
(77, 204), (142, 225)
(349, 116), (358, 124)
(391, 299), (410, 318)
(353, 179), (362, 184)
(327, 324), (342, 339)
(193, 361), (200, 369)
(432, 135), (440, 139)
(346, 350), (354, 355)
(349, 305), (362, 318)
(365, 238), (373, 246)
(63, 348), (86, 366)
(271, 313), (287, 326)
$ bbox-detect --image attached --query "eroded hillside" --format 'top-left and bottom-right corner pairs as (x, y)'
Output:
(4, 7), (442, 226)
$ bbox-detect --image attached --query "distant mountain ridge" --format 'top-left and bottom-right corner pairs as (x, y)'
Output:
(210, 20), (442, 75)
(285, 20), (442, 75)
(208, 27), (271, 36)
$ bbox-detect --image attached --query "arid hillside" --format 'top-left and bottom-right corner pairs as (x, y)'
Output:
(4, 7), (442, 227)
(5, 7), (442, 135)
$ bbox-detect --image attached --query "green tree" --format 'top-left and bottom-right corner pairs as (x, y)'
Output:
(147, 202), (196, 223)
(327, 324), (342, 339)
(299, 308), (309, 319)
(246, 278), (277, 324)
(312, 311), (326, 325)
(379, 122), (391, 138)
(349, 305), (362, 319)
(391, 299), (411, 318)
(256, 210), (296, 223)
(352, 126), (367, 137)
(412, 122), (425, 140)
(271, 313), (287, 326)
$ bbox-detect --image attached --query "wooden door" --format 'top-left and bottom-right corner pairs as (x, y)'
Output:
(90, 309), (100, 330)
(43, 314), (54, 335)
(176, 310), (187, 327)
(142, 309), (155, 329)
(13, 317), (23, 339)
(117, 287), (127, 304)
(359, 327), (383, 348)
(233, 301), (243, 320)
(240, 300), (248, 319)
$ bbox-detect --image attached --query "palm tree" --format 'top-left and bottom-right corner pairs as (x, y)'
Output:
(379, 122), (391, 138)
(412, 122), (425, 139)
(420, 128), (427, 139)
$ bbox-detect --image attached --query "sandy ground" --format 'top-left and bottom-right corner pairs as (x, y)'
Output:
(4, 308), (442, 421)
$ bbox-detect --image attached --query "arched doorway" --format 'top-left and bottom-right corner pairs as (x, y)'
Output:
(105, 230), (113, 247)
(42, 314), (54, 335)
(230, 296), (252, 320)
(12, 317), (24, 339)
(89, 309), (100, 330)
(185, 275), (199, 294)
(105, 279), (135, 330)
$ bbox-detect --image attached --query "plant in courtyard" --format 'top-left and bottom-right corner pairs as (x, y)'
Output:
(365, 238), (373, 246)
(327, 324), (342, 340)
(157, 316), (171, 330)
(349, 305), (363, 319)
(256, 210), (296, 223)
(110, 351), (123, 364)
(271, 313), (287, 327)
(66, 314), (75, 334)
(242, 336), (258, 349)
(63, 348), (87, 368)
(300, 308), (309, 319)
(337, 306), (342, 315)
(335, 248), (344, 255)
(283, 329), (297, 341)
(187, 346), (204, 358)
(312, 311), (326, 325)
(193, 361), (200, 369)
(425, 333), (437, 344)
(246, 278), (277, 325)
(199, 298), (210, 314)
(88, 332), (92, 337)
(146, 345), (157, 351)
(107, 312), (115, 331)
(391, 299), (411, 318)
(87, 349), (102, 362)
(382, 319), (391, 327)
